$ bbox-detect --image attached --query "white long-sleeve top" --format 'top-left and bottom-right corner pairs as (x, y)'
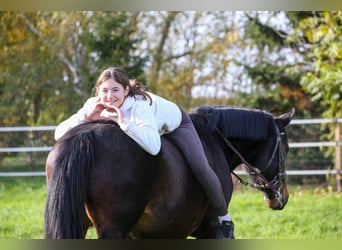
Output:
(54, 92), (182, 155)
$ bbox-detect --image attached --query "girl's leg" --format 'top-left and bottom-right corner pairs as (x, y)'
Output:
(166, 108), (227, 215)
(167, 108), (235, 238)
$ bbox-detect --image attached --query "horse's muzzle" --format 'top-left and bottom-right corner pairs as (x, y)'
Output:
(263, 181), (289, 210)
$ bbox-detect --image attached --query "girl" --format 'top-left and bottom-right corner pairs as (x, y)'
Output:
(55, 67), (234, 239)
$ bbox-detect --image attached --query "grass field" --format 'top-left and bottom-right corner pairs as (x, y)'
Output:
(0, 176), (341, 239)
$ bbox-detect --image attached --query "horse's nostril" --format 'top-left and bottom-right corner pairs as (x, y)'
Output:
(263, 196), (286, 210)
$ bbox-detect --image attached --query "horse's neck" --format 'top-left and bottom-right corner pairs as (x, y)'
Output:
(226, 139), (258, 171)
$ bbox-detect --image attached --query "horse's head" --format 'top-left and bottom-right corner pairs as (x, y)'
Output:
(191, 106), (295, 211)
(252, 108), (295, 210)
(193, 106), (295, 211)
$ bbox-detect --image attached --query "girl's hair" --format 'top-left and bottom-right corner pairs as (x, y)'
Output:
(93, 67), (152, 105)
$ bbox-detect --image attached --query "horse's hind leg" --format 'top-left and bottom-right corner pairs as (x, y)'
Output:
(81, 213), (92, 238)
(96, 226), (128, 239)
(85, 208), (126, 238)
(88, 216), (136, 239)
(191, 207), (220, 239)
(86, 199), (144, 239)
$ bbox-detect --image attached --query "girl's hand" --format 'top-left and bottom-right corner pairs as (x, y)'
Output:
(84, 102), (107, 121)
(102, 104), (125, 123)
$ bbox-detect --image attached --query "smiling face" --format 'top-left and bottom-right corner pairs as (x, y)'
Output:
(97, 79), (129, 107)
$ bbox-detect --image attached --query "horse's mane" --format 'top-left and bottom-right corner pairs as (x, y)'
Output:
(192, 106), (273, 141)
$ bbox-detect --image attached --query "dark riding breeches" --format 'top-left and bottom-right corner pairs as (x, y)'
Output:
(165, 108), (228, 216)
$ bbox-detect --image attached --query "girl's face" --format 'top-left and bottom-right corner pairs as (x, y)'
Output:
(97, 79), (129, 107)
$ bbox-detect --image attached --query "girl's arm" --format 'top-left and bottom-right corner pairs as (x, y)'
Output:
(117, 101), (161, 155)
(54, 97), (104, 140)
(54, 111), (88, 140)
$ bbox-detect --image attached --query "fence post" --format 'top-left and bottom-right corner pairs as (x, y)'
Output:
(336, 119), (342, 192)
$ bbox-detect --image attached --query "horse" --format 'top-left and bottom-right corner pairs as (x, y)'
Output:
(44, 106), (295, 239)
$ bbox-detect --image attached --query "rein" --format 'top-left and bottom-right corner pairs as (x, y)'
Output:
(214, 127), (282, 196)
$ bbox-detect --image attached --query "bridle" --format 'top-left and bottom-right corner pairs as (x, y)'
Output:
(215, 121), (286, 199)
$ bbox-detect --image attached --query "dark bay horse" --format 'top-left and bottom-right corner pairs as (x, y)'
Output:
(44, 106), (295, 239)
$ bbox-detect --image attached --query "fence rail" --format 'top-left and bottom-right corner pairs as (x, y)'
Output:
(1, 119), (341, 185)
(0, 170), (340, 177)
(0, 125), (56, 132)
(0, 147), (53, 153)
(0, 171), (46, 177)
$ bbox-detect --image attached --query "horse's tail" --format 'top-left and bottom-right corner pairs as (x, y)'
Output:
(44, 131), (94, 239)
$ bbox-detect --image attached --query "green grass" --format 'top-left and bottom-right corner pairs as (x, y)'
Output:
(0, 177), (46, 239)
(0, 177), (341, 239)
(230, 186), (342, 239)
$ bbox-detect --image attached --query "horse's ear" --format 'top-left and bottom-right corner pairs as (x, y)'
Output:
(274, 108), (295, 128)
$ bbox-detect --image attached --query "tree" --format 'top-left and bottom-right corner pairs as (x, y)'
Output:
(288, 11), (342, 119)
(0, 12), (93, 127)
(288, 12), (342, 189)
(81, 11), (147, 93)
(0, 11), (147, 127)
(134, 11), (243, 110)
(0, 11), (149, 164)
(238, 11), (341, 185)
(237, 11), (313, 116)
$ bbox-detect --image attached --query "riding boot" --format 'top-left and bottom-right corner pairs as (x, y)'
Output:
(217, 220), (235, 239)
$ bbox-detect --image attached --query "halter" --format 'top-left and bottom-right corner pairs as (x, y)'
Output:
(215, 122), (286, 198)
